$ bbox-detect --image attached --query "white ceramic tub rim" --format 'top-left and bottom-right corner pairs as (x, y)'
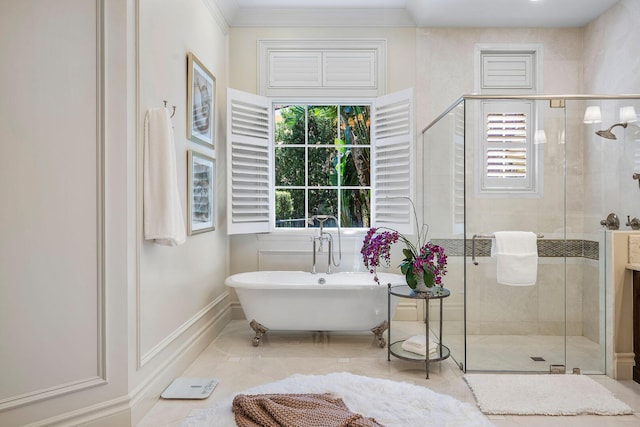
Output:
(225, 271), (405, 290)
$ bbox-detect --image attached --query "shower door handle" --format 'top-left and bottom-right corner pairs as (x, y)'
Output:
(471, 234), (481, 265)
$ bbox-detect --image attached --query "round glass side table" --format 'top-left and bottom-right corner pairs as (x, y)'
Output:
(387, 284), (450, 379)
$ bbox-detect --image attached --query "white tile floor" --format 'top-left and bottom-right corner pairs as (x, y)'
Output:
(138, 320), (640, 427)
(446, 334), (604, 373)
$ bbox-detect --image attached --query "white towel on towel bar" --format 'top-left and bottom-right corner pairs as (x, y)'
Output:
(492, 231), (538, 286)
(143, 107), (186, 246)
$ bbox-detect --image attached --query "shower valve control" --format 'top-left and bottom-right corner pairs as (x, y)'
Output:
(626, 215), (640, 230)
(600, 213), (620, 230)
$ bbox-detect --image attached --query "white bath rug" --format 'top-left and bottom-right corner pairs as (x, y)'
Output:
(464, 374), (633, 416)
(181, 372), (495, 427)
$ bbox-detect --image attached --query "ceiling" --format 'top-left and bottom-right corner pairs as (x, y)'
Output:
(214, 0), (619, 28)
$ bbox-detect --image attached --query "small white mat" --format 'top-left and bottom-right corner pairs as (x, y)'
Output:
(464, 374), (633, 415)
(181, 372), (495, 427)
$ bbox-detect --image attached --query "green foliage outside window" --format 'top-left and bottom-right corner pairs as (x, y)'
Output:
(274, 103), (371, 228)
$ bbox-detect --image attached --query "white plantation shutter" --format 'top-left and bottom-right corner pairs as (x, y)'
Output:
(482, 101), (533, 191)
(268, 51), (322, 87)
(481, 53), (533, 91)
(372, 88), (414, 234)
(323, 51), (376, 88)
(227, 88), (272, 234)
(258, 40), (385, 97)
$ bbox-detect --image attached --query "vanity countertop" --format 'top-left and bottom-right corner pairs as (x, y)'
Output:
(626, 263), (640, 272)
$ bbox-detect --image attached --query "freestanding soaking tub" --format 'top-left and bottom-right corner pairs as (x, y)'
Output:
(225, 271), (404, 346)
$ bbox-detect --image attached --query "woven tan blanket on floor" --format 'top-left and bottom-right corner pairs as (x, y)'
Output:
(232, 393), (384, 427)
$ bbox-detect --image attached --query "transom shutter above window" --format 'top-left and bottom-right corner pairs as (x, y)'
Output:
(323, 51), (376, 88)
(268, 51), (322, 88)
(258, 40), (386, 97)
(482, 53), (533, 90)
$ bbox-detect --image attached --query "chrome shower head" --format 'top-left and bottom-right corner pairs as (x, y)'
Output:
(595, 122), (628, 140)
(595, 129), (617, 139)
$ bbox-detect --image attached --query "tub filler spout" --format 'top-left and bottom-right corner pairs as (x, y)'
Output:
(309, 214), (341, 274)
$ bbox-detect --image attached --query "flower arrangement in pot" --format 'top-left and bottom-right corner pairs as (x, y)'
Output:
(361, 222), (447, 291)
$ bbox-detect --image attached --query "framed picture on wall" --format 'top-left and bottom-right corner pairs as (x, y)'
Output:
(187, 150), (215, 235)
(187, 52), (215, 148)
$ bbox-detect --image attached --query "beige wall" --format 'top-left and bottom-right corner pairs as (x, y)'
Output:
(418, 27), (584, 236)
(418, 27), (586, 338)
(419, 1), (640, 371)
(416, 27), (583, 132)
(0, 0), (131, 425)
(0, 0), (231, 425)
(227, 27), (417, 313)
(582, 0), (640, 379)
(583, 0), (640, 94)
(226, 17), (639, 330)
(582, 0), (640, 232)
(228, 26), (416, 95)
(132, 0), (231, 422)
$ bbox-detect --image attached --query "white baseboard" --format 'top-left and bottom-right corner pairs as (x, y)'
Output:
(22, 395), (131, 427)
(23, 301), (232, 427)
(231, 301), (246, 320)
(613, 352), (635, 380)
(130, 300), (232, 425)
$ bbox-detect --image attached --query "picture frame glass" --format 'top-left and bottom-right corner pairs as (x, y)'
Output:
(188, 151), (215, 234)
(188, 53), (215, 148)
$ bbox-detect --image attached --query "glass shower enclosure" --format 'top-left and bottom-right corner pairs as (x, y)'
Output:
(421, 95), (640, 373)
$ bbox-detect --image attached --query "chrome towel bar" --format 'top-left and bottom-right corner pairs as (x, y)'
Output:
(471, 233), (544, 265)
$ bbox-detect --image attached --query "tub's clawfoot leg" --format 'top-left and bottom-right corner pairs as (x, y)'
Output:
(371, 320), (388, 348)
(249, 320), (268, 347)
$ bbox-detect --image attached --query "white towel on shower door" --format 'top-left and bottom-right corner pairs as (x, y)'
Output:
(143, 107), (186, 246)
(492, 231), (538, 286)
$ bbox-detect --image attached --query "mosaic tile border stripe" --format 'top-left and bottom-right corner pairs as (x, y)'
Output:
(430, 238), (599, 260)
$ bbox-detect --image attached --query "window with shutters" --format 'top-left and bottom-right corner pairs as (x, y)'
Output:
(228, 40), (413, 234)
(475, 45), (541, 195)
(481, 101), (533, 192)
(227, 88), (414, 234)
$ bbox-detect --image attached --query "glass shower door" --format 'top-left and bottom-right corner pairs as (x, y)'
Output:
(463, 98), (567, 372)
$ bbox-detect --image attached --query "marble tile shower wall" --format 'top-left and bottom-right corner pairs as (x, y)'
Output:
(431, 238), (600, 338)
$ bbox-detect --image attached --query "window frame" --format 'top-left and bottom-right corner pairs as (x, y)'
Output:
(272, 99), (374, 230)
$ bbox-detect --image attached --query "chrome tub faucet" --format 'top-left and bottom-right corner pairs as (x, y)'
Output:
(308, 213), (341, 274)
